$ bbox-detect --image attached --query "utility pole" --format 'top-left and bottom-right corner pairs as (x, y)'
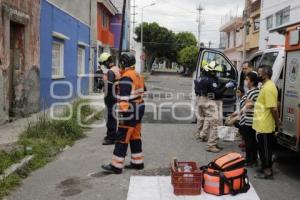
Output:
(131, 0), (137, 49)
(119, 0), (127, 58)
(242, 0), (248, 60)
(197, 4), (204, 47)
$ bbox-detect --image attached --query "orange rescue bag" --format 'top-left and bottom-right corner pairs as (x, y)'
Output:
(201, 152), (250, 196)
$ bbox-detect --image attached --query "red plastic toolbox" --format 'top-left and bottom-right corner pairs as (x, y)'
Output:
(171, 161), (202, 196)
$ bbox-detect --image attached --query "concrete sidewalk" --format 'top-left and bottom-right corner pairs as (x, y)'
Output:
(0, 93), (105, 151)
(0, 113), (41, 151)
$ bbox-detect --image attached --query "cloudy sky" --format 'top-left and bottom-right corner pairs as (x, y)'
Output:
(133, 0), (245, 48)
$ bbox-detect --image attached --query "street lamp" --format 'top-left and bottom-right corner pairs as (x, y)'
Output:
(141, 2), (156, 72)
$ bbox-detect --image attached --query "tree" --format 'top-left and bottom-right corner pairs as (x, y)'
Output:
(178, 46), (199, 75)
(134, 23), (199, 72)
(135, 22), (177, 70)
(175, 32), (197, 52)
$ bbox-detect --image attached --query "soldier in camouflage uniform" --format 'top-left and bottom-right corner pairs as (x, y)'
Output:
(195, 61), (235, 153)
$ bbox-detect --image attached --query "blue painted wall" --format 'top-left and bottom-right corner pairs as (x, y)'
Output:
(111, 13), (130, 51)
(40, 0), (90, 109)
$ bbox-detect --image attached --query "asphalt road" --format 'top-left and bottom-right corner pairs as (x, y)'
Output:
(7, 72), (300, 200)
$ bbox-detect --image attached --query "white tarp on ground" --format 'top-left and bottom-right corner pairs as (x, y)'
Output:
(127, 176), (260, 200)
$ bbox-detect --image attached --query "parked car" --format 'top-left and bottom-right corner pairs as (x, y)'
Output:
(152, 63), (159, 70)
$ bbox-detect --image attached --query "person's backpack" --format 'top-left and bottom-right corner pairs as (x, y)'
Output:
(201, 152), (250, 196)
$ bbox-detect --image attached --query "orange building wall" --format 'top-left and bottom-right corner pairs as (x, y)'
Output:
(97, 4), (114, 46)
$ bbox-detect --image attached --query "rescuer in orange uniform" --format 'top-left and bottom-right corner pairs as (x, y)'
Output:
(102, 52), (146, 174)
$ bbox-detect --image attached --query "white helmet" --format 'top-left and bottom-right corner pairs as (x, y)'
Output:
(99, 52), (112, 63)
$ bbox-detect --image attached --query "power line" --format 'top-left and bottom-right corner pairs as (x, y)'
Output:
(142, 41), (218, 46)
(173, 30), (219, 33)
(143, 10), (223, 18)
(142, 41), (194, 46)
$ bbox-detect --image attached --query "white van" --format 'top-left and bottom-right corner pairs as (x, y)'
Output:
(242, 47), (285, 90)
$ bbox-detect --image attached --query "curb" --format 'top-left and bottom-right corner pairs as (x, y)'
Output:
(0, 155), (34, 181)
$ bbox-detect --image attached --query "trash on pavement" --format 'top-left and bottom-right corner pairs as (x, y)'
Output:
(217, 126), (238, 141)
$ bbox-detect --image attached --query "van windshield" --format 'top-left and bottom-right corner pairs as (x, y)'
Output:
(250, 54), (262, 70)
(260, 52), (279, 68)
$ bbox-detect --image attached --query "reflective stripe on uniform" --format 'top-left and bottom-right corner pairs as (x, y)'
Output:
(118, 95), (140, 101)
(131, 153), (143, 158)
(112, 155), (125, 169)
(131, 153), (144, 164)
(131, 159), (144, 164)
(118, 88), (144, 101)
(119, 69), (145, 103)
(112, 155), (125, 162)
(133, 88), (144, 95)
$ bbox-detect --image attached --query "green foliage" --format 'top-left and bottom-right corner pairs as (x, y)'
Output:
(0, 175), (22, 198)
(0, 151), (24, 175)
(135, 22), (177, 61)
(175, 32), (197, 52)
(135, 23), (198, 67)
(178, 46), (199, 73)
(0, 99), (103, 199)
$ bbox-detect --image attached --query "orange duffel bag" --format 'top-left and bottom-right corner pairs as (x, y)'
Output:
(201, 152), (250, 196)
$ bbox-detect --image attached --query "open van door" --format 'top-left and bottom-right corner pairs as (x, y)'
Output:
(195, 48), (238, 115)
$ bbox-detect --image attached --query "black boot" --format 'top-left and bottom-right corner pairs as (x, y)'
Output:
(125, 163), (144, 170)
(101, 164), (122, 174)
(102, 139), (115, 145)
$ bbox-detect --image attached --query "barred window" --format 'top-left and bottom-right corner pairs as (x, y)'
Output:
(52, 41), (64, 78)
